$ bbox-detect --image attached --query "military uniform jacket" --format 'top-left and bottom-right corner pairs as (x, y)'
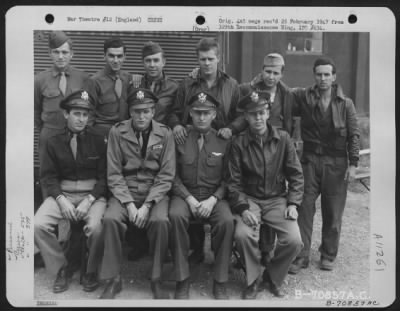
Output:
(293, 84), (360, 166)
(240, 78), (297, 137)
(34, 65), (90, 130)
(227, 123), (304, 215)
(132, 72), (179, 125)
(40, 127), (107, 199)
(107, 119), (176, 206)
(168, 70), (246, 134)
(172, 127), (229, 200)
(88, 68), (132, 126)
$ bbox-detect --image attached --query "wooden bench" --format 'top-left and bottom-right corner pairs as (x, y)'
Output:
(354, 149), (370, 191)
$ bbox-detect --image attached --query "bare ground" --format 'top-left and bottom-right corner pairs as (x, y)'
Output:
(34, 181), (370, 303)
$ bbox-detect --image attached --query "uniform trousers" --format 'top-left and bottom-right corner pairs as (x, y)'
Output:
(234, 196), (302, 287)
(298, 152), (348, 260)
(169, 196), (234, 283)
(99, 195), (170, 281)
(34, 192), (106, 275)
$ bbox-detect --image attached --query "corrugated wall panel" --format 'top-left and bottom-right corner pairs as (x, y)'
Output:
(34, 30), (219, 174)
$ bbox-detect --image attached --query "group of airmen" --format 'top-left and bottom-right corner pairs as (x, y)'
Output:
(34, 31), (360, 300)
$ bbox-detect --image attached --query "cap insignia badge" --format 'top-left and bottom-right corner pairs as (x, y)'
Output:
(81, 91), (89, 101)
(198, 93), (207, 103)
(137, 90), (145, 101)
(251, 92), (259, 103)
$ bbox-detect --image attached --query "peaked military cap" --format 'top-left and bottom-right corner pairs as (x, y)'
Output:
(188, 91), (220, 111)
(60, 89), (93, 110)
(142, 41), (163, 59)
(128, 88), (158, 109)
(48, 31), (70, 49)
(238, 91), (271, 112)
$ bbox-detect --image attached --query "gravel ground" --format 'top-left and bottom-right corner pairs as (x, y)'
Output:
(34, 182), (370, 305)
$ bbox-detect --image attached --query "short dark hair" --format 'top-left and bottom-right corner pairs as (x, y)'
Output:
(195, 37), (220, 56)
(104, 37), (126, 54)
(313, 57), (336, 74)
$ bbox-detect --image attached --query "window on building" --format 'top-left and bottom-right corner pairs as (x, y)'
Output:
(286, 32), (323, 54)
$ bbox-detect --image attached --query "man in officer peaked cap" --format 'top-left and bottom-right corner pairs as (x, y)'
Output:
(35, 89), (108, 294)
(99, 85), (175, 299)
(169, 91), (234, 299)
(240, 52), (302, 267)
(227, 91), (304, 299)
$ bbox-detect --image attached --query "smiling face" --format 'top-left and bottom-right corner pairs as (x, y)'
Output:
(64, 108), (89, 133)
(104, 47), (126, 73)
(143, 52), (165, 80)
(49, 41), (73, 70)
(314, 64), (336, 91)
(198, 48), (219, 77)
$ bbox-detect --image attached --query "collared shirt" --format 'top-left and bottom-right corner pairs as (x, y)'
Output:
(227, 123), (304, 215)
(107, 119), (176, 206)
(40, 127), (107, 199)
(34, 65), (90, 129)
(293, 84), (360, 165)
(173, 127), (229, 201)
(168, 70), (245, 134)
(133, 72), (179, 125)
(88, 67), (132, 127)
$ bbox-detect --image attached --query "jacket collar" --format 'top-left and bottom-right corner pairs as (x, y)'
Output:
(119, 119), (164, 146)
(310, 83), (346, 101)
(51, 65), (71, 77)
(189, 69), (229, 86)
(244, 122), (280, 147)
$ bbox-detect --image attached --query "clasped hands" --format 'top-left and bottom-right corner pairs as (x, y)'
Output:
(185, 195), (217, 220)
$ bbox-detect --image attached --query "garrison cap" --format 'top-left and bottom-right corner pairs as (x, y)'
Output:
(60, 90), (93, 110)
(263, 53), (285, 67)
(188, 91), (220, 111)
(142, 41), (163, 59)
(128, 88), (158, 109)
(48, 31), (70, 49)
(238, 91), (271, 112)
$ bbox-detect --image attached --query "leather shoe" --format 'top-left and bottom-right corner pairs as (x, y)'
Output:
(53, 266), (73, 293)
(213, 281), (228, 299)
(320, 257), (334, 271)
(242, 280), (258, 299)
(288, 257), (309, 275)
(263, 269), (284, 297)
(174, 278), (190, 299)
(151, 280), (169, 299)
(100, 277), (122, 299)
(82, 272), (99, 292)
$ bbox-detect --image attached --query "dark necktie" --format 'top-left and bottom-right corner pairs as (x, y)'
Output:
(70, 133), (78, 160)
(198, 133), (205, 151)
(59, 72), (67, 96)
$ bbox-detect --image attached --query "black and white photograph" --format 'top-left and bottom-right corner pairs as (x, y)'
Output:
(5, 6), (395, 308)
